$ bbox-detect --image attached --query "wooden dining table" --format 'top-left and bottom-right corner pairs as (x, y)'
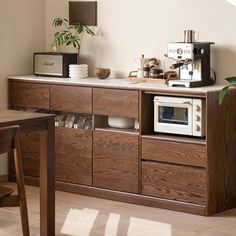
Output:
(0, 109), (55, 236)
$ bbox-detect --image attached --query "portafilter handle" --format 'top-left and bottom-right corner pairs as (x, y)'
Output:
(170, 62), (184, 70)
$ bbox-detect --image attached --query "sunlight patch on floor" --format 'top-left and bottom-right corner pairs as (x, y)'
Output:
(104, 213), (121, 236)
(61, 208), (172, 236)
(226, 0), (236, 7)
(61, 208), (99, 236)
(128, 217), (172, 236)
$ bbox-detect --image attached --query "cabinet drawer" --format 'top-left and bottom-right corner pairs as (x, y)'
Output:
(10, 82), (49, 109)
(55, 127), (92, 186)
(50, 85), (92, 113)
(142, 138), (207, 168)
(93, 88), (139, 118)
(142, 161), (206, 205)
(10, 132), (40, 177)
(93, 130), (139, 193)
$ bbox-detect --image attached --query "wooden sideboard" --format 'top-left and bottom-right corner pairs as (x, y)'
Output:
(8, 77), (236, 216)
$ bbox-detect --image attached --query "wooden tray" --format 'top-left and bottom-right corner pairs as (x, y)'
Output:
(126, 77), (179, 84)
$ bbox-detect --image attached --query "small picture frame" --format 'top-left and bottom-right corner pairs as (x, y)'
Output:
(69, 1), (97, 26)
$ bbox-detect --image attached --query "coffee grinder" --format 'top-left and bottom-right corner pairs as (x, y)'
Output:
(166, 30), (215, 88)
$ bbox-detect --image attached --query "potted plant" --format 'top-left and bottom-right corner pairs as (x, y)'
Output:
(219, 77), (236, 104)
(51, 17), (95, 63)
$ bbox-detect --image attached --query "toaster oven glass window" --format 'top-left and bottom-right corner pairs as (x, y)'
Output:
(159, 106), (188, 125)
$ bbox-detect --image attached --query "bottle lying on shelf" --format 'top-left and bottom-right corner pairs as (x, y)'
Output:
(74, 115), (86, 129)
(65, 114), (76, 128)
(74, 114), (92, 130)
(55, 114), (66, 127)
(84, 117), (92, 130)
(54, 112), (92, 130)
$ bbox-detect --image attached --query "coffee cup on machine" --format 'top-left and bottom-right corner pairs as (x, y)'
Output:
(184, 30), (199, 43)
(164, 71), (178, 81)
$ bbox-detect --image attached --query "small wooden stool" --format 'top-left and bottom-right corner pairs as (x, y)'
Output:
(0, 125), (30, 236)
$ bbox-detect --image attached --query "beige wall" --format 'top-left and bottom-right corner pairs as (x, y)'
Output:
(0, 0), (46, 175)
(45, 0), (236, 83)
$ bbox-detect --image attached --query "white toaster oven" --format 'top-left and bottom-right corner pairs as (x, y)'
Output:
(154, 96), (206, 137)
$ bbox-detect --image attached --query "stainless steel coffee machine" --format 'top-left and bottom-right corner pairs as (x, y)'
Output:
(166, 30), (215, 88)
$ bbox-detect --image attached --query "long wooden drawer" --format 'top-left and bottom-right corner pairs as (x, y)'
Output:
(93, 130), (139, 193)
(50, 85), (92, 113)
(93, 88), (139, 118)
(55, 127), (92, 186)
(142, 161), (206, 205)
(10, 82), (49, 109)
(142, 138), (207, 168)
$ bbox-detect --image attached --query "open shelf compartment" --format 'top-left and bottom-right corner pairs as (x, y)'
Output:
(93, 115), (139, 135)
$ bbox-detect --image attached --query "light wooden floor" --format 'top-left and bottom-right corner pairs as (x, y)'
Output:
(0, 183), (236, 236)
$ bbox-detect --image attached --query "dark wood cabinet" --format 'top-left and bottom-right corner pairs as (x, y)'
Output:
(10, 81), (49, 109)
(50, 85), (92, 114)
(9, 82), (93, 187)
(55, 127), (92, 185)
(10, 126), (93, 186)
(8, 78), (236, 216)
(93, 88), (139, 118)
(9, 132), (40, 177)
(142, 138), (207, 168)
(142, 161), (206, 205)
(93, 130), (139, 193)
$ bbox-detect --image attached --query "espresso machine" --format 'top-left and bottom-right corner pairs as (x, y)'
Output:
(166, 30), (215, 88)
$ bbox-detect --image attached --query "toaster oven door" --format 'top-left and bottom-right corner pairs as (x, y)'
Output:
(154, 97), (193, 136)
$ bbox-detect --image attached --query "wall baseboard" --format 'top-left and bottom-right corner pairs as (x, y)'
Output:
(0, 175), (8, 183)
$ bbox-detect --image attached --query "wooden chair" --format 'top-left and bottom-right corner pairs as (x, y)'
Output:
(0, 125), (29, 236)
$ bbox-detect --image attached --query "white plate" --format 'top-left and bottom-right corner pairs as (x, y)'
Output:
(69, 68), (88, 70)
(69, 67), (88, 69)
(70, 75), (88, 79)
(69, 64), (88, 68)
(69, 72), (88, 76)
(69, 72), (88, 75)
(69, 69), (88, 72)
(69, 70), (88, 72)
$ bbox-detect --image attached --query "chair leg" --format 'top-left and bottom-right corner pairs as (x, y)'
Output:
(14, 133), (30, 236)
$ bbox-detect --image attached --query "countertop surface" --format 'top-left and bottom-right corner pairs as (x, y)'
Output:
(8, 75), (224, 94)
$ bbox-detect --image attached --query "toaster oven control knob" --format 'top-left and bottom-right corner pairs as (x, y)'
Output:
(195, 115), (201, 122)
(195, 125), (201, 131)
(195, 105), (201, 112)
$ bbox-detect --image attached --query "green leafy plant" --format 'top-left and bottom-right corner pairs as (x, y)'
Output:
(219, 77), (236, 105)
(51, 18), (95, 62)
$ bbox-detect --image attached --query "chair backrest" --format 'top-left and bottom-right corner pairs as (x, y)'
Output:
(0, 125), (20, 155)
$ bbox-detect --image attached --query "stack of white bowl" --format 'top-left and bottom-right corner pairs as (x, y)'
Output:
(69, 64), (88, 79)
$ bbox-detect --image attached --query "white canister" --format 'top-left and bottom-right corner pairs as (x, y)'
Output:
(137, 69), (144, 79)
(108, 116), (134, 129)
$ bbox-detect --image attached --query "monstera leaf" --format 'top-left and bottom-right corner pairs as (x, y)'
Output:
(219, 77), (236, 105)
